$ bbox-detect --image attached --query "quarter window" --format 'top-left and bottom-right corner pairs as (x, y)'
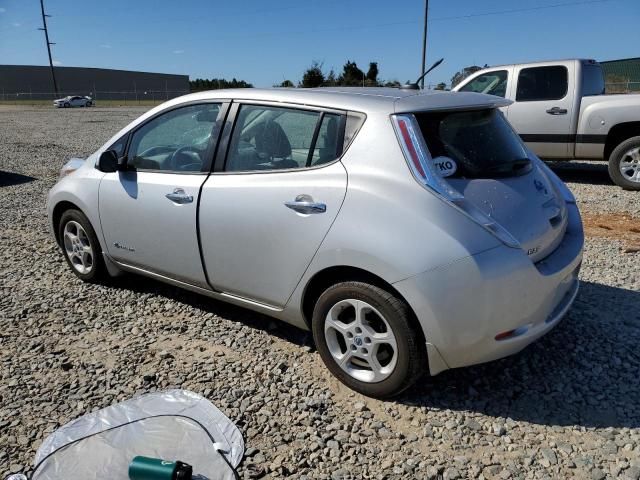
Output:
(458, 70), (508, 98)
(127, 103), (221, 172)
(225, 105), (342, 172)
(516, 66), (568, 101)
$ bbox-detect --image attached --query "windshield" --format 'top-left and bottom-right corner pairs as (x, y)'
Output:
(415, 109), (532, 178)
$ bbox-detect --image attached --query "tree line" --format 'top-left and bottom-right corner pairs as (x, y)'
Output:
(291, 60), (403, 88)
(190, 78), (253, 91)
(188, 61), (493, 91)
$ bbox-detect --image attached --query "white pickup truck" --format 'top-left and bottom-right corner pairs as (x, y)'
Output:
(453, 59), (640, 190)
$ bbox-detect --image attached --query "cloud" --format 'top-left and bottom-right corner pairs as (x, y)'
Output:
(173, 49), (184, 54)
(99, 44), (112, 49)
(12, 22), (21, 27)
(0, 8), (6, 13)
(52, 60), (62, 66)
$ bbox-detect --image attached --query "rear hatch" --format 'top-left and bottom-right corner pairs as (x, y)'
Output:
(414, 108), (567, 262)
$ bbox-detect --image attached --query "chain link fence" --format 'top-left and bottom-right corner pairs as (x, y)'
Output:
(605, 81), (640, 94)
(0, 90), (190, 106)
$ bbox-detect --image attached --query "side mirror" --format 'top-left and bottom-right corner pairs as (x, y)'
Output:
(98, 150), (123, 173)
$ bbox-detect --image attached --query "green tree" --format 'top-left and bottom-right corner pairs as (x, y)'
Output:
(450, 65), (487, 88)
(434, 82), (447, 90)
(338, 60), (365, 86)
(300, 62), (326, 88)
(279, 79), (294, 88)
(366, 62), (379, 86)
(325, 69), (338, 87)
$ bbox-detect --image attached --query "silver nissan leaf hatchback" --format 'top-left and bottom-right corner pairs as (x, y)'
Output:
(47, 88), (583, 398)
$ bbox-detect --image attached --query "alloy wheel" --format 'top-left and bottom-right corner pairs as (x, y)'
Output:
(63, 220), (94, 274)
(324, 299), (398, 383)
(619, 147), (640, 183)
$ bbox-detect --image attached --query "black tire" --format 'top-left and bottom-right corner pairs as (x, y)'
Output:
(58, 209), (106, 282)
(311, 281), (426, 398)
(608, 136), (640, 190)
(64, 102), (70, 108)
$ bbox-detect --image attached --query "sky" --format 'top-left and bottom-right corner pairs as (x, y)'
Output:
(0, 0), (639, 88)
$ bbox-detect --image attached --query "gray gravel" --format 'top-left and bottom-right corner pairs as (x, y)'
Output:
(1, 105), (639, 479)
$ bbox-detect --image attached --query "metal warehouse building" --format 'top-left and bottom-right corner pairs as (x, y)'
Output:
(0, 65), (190, 100)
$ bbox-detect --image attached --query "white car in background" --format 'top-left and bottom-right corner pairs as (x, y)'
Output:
(54, 95), (93, 108)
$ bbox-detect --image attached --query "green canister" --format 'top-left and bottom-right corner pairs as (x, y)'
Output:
(128, 456), (193, 480)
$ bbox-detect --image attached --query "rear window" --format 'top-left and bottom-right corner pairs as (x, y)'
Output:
(416, 109), (531, 178)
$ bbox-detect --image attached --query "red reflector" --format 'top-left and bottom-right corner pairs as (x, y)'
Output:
(495, 330), (516, 341)
(397, 119), (426, 179)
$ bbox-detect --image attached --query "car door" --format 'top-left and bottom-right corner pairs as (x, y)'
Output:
(199, 102), (348, 307)
(505, 64), (575, 158)
(98, 101), (227, 288)
(71, 96), (83, 107)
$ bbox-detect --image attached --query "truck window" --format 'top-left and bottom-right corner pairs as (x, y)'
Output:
(582, 64), (605, 96)
(516, 66), (568, 102)
(458, 70), (508, 98)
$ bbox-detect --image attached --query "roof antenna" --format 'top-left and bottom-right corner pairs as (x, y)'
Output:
(400, 58), (444, 90)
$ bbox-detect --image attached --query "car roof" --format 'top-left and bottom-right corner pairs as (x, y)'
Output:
(475, 58), (598, 70)
(165, 87), (510, 115)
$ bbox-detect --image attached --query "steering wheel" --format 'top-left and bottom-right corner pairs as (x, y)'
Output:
(137, 145), (176, 158)
(170, 145), (202, 171)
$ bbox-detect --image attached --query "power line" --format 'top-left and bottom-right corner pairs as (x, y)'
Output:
(429, 0), (619, 22)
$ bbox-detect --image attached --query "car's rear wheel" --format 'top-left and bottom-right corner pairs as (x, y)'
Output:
(312, 281), (426, 398)
(58, 209), (106, 282)
(608, 136), (640, 190)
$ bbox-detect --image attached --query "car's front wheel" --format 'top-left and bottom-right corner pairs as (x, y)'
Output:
(608, 136), (640, 190)
(58, 209), (106, 282)
(312, 281), (426, 398)
(64, 102), (70, 108)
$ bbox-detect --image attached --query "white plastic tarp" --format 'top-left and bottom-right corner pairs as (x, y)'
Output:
(32, 389), (244, 480)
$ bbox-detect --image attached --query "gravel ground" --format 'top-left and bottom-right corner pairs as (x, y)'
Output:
(1, 106), (639, 480)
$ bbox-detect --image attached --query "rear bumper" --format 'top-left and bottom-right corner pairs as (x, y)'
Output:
(394, 202), (583, 374)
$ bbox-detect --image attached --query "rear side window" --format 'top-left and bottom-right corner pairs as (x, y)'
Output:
(458, 70), (508, 98)
(582, 64), (605, 96)
(416, 109), (531, 179)
(516, 66), (568, 101)
(225, 105), (343, 172)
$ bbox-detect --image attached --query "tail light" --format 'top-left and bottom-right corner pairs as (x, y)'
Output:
(392, 114), (520, 249)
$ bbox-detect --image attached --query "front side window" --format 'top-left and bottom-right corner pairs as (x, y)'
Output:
(458, 70), (508, 98)
(516, 66), (568, 101)
(225, 105), (342, 172)
(416, 109), (531, 179)
(127, 103), (221, 172)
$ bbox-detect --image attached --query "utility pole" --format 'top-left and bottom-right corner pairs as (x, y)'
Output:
(420, 0), (429, 89)
(38, 0), (58, 98)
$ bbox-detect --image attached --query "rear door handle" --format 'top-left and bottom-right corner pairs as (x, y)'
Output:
(546, 107), (568, 115)
(165, 188), (193, 204)
(285, 194), (326, 214)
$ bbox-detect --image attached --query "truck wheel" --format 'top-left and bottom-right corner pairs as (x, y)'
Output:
(608, 136), (640, 190)
(312, 281), (426, 398)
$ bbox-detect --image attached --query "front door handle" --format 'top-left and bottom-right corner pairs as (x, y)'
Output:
(285, 194), (326, 214)
(546, 107), (568, 115)
(165, 188), (193, 204)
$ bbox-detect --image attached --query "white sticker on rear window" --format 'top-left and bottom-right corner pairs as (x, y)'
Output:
(433, 156), (457, 177)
